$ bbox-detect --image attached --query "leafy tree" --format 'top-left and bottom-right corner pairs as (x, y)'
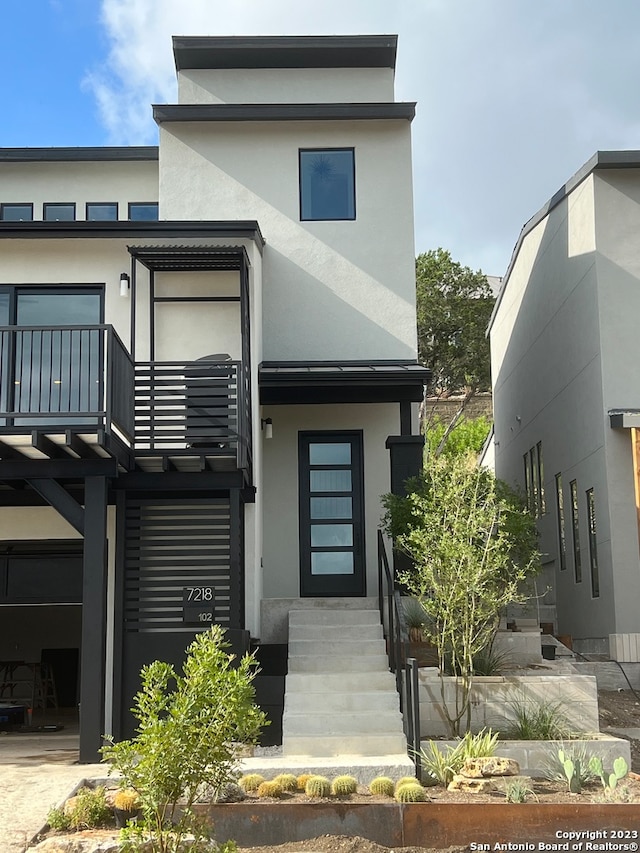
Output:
(382, 454), (540, 736)
(103, 625), (267, 852)
(425, 414), (492, 460)
(416, 249), (495, 450)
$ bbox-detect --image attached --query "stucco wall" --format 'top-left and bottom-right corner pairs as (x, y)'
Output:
(178, 67), (395, 105)
(260, 402), (399, 600)
(0, 160), (158, 219)
(491, 176), (616, 641)
(593, 169), (640, 633)
(158, 120), (417, 361)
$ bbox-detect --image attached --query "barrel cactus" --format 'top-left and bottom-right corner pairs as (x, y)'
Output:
(256, 780), (283, 798)
(305, 776), (331, 798)
(395, 782), (428, 803)
(238, 774), (265, 793)
(395, 776), (421, 791)
(331, 775), (358, 796)
(272, 773), (298, 792)
(369, 776), (395, 797)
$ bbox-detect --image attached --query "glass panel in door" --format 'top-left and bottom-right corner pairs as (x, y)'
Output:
(299, 433), (365, 596)
(13, 290), (102, 424)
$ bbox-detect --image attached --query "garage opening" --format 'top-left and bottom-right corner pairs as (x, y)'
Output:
(0, 541), (82, 728)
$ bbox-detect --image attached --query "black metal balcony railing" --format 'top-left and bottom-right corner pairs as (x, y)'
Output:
(134, 360), (252, 470)
(0, 325), (135, 442)
(0, 328), (252, 472)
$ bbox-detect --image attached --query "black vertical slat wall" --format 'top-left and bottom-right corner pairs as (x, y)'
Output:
(123, 497), (239, 631)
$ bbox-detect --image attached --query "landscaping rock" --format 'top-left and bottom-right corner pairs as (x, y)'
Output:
(31, 831), (123, 852)
(461, 757), (520, 778)
(448, 774), (497, 793)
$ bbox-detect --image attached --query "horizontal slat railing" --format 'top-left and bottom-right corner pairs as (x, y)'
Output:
(134, 360), (252, 470)
(0, 325), (134, 442)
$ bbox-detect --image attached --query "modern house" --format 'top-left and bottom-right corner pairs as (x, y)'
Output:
(0, 35), (426, 760)
(488, 150), (640, 661)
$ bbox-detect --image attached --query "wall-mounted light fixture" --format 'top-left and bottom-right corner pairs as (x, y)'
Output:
(261, 417), (273, 439)
(120, 272), (130, 297)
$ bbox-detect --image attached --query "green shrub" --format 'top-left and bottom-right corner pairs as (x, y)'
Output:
(369, 777), (395, 797)
(395, 783), (427, 802)
(272, 773), (298, 792)
(305, 776), (331, 798)
(65, 786), (112, 830)
(502, 779), (537, 803)
(102, 625), (268, 853)
(46, 806), (70, 831)
(419, 729), (498, 786)
(331, 775), (358, 796)
(238, 774), (265, 793)
(506, 694), (571, 740)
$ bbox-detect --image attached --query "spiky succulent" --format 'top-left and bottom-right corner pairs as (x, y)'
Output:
(238, 774), (265, 793)
(331, 775), (358, 796)
(395, 782), (428, 803)
(305, 776), (331, 798)
(395, 776), (421, 791)
(369, 776), (395, 797)
(297, 774), (314, 791)
(272, 773), (298, 792)
(256, 780), (283, 798)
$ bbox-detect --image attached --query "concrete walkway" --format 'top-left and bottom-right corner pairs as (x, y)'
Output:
(0, 726), (104, 853)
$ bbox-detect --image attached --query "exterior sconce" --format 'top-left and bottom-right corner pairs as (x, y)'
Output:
(120, 272), (130, 297)
(261, 417), (273, 439)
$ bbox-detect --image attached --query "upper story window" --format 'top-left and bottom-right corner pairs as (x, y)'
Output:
(86, 202), (118, 221)
(129, 202), (159, 221)
(1, 203), (33, 221)
(299, 148), (355, 221)
(44, 203), (76, 221)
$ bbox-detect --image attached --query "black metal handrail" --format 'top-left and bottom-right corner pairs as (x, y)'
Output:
(0, 325), (134, 442)
(377, 528), (422, 779)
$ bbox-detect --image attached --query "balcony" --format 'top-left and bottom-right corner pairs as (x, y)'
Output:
(0, 326), (252, 474)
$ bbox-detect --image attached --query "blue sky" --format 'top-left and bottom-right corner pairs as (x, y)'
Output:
(3, 0), (640, 276)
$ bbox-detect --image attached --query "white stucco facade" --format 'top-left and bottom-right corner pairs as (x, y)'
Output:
(490, 154), (640, 653)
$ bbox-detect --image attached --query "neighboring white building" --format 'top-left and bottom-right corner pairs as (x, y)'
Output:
(0, 35), (426, 759)
(488, 150), (640, 661)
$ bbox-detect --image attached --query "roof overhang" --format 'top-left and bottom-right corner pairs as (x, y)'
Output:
(609, 409), (640, 429)
(128, 244), (250, 272)
(259, 360), (430, 405)
(153, 103), (416, 125)
(172, 35), (398, 71)
(0, 220), (265, 251)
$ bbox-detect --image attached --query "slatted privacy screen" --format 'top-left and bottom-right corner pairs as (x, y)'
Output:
(123, 498), (241, 632)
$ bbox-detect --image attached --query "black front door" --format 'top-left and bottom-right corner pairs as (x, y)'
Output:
(298, 432), (365, 597)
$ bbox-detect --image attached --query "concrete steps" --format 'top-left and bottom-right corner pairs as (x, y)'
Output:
(282, 605), (408, 758)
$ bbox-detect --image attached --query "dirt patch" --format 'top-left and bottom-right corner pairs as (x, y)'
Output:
(598, 688), (640, 771)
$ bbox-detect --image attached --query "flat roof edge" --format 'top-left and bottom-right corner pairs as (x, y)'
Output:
(489, 150), (640, 332)
(153, 103), (416, 124)
(0, 147), (159, 162)
(172, 35), (398, 71)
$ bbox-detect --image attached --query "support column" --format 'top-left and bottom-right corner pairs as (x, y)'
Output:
(385, 435), (425, 578)
(79, 476), (109, 763)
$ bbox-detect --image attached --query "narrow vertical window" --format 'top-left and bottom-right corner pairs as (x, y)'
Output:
(555, 473), (566, 571)
(570, 479), (582, 583)
(524, 453), (532, 513)
(586, 488), (599, 598)
(530, 448), (538, 517)
(537, 441), (545, 514)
